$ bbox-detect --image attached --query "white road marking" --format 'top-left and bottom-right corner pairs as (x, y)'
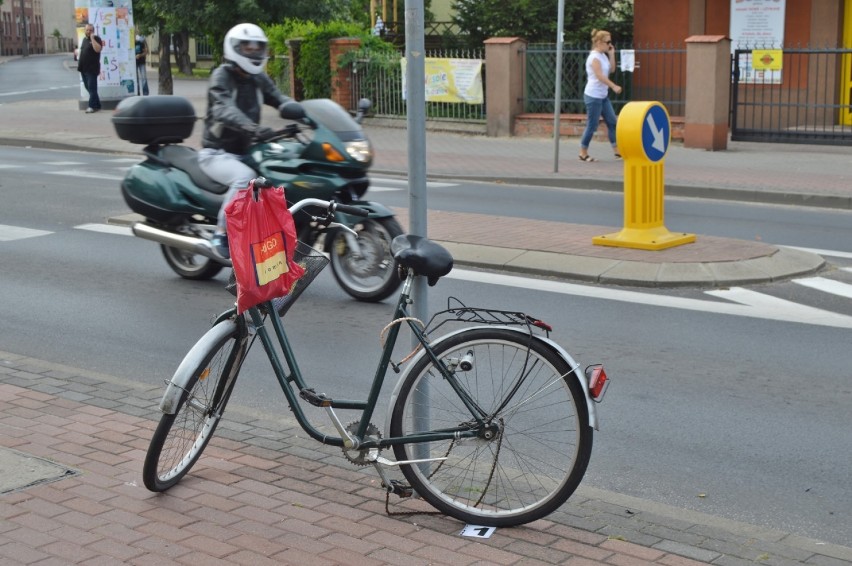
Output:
(74, 223), (133, 236)
(372, 177), (459, 188)
(0, 85), (78, 97)
(43, 170), (124, 181)
(0, 224), (52, 241)
(793, 277), (852, 299)
(8, 221), (851, 328)
(783, 245), (852, 259)
(450, 269), (852, 329)
(704, 287), (852, 328)
(0, 164), (22, 169)
(44, 161), (85, 166)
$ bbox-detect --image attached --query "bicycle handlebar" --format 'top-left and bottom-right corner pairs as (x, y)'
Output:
(287, 197), (369, 218)
(252, 177), (370, 219)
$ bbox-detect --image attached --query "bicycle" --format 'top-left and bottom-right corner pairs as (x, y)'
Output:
(143, 185), (610, 527)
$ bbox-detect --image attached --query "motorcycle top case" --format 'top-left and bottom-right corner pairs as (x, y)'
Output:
(112, 95), (196, 144)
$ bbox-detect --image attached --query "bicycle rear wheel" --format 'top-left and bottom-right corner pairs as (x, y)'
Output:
(389, 327), (592, 527)
(143, 321), (246, 492)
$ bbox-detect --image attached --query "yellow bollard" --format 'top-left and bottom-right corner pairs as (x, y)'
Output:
(592, 101), (695, 251)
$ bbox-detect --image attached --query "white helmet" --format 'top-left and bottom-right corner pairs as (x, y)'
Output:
(223, 23), (268, 75)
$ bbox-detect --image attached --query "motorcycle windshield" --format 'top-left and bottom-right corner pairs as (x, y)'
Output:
(301, 99), (365, 142)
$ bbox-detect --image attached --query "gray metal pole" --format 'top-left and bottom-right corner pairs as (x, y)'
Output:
(404, 0), (429, 458)
(552, 0), (565, 172)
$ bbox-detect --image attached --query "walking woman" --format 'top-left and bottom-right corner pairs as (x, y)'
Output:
(579, 29), (622, 162)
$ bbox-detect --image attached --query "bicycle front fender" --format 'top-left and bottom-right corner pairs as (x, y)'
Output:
(159, 319), (239, 415)
(383, 326), (599, 437)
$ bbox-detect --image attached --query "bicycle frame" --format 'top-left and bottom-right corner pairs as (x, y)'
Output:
(241, 271), (487, 452)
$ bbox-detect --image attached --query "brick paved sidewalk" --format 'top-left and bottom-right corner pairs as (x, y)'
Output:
(3, 351), (850, 565)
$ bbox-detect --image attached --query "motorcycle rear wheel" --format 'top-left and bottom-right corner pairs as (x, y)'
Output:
(327, 217), (403, 302)
(161, 245), (224, 280)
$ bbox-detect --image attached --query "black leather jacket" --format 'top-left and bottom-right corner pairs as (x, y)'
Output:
(201, 62), (291, 155)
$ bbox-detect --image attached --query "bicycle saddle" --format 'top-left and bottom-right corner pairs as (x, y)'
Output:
(391, 234), (454, 286)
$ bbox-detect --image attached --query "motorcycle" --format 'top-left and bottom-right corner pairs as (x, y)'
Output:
(111, 95), (403, 302)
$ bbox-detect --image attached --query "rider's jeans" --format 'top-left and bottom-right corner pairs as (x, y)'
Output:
(197, 148), (256, 231)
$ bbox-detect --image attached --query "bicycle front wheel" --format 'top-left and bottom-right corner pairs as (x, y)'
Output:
(143, 321), (246, 492)
(389, 328), (592, 526)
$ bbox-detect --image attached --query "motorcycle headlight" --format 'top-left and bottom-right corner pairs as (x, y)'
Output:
(344, 140), (373, 163)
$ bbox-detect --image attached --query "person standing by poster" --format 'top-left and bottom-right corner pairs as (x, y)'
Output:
(135, 35), (150, 95)
(77, 23), (103, 113)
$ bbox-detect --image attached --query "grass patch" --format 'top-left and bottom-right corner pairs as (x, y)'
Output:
(169, 66), (211, 79)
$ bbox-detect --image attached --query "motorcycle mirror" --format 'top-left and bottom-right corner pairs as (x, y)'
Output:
(280, 101), (306, 121)
(358, 98), (372, 112)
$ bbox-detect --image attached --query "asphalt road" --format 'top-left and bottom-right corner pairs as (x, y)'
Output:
(1, 146), (851, 545)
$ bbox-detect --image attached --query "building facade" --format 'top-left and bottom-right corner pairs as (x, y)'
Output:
(1, 0), (45, 56)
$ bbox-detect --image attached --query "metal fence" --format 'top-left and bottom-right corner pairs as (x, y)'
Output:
(523, 43), (687, 117)
(346, 48), (486, 122)
(268, 55), (291, 99)
(731, 47), (852, 145)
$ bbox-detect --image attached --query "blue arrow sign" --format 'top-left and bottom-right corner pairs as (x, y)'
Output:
(641, 104), (669, 162)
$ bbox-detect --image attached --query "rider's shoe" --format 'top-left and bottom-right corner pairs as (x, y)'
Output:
(212, 233), (230, 259)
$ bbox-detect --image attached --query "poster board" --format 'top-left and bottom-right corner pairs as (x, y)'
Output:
(75, 0), (136, 103)
(730, 0), (786, 84)
(401, 58), (484, 104)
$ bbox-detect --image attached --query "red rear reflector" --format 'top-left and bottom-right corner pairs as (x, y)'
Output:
(586, 365), (608, 401)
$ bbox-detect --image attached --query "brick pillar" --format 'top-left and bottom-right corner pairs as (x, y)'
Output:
(684, 35), (731, 150)
(484, 37), (527, 137)
(329, 37), (362, 110)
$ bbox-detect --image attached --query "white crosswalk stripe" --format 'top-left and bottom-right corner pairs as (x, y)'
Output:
(783, 245), (852, 259)
(793, 277), (852, 299)
(0, 164), (21, 169)
(43, 161), (86, 166)
(0, 224), (51, 241)
(74, 223), (133, 236)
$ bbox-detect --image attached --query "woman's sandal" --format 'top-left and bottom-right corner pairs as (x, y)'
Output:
(614, 153), (622, 159)
(578, 155), (596, 162)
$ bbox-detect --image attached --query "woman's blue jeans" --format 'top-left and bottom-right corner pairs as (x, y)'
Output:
(580, 94), (617, 149)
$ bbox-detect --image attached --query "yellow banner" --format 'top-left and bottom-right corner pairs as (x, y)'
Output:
(401, 58), (484, 104)
(752, 49), (783, 71)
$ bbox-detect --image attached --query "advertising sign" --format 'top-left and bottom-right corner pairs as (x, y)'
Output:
(401, 58), (484, 104)
(75, 0), (136, 102)
(730, 0), (786, 84)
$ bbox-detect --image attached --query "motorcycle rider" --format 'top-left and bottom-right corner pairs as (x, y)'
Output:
(198, 23), (297, 258)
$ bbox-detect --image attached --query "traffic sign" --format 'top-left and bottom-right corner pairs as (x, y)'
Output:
(642, 104), (669, 162)
(593, 101), (694, 251)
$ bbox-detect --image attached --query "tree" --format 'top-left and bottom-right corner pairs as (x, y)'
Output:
(451, 0), (632, 46)
(133, 0), (361, 93)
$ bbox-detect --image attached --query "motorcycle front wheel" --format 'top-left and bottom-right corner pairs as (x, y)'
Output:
(161, 244), (224, 280)
(327, 217), (403, 302)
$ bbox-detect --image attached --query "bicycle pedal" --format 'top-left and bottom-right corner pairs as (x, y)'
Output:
(384, 479), (413, 498)
(299, 388), (332, 407)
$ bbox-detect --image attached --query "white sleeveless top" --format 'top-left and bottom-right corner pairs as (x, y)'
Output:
(584, 51), (610, 99)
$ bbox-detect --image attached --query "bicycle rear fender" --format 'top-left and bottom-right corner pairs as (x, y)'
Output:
(384, 326), (600, 436)
(159, 319), (239, 414)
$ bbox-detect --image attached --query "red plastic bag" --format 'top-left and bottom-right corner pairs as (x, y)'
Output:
(225, 180), (305, 314)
